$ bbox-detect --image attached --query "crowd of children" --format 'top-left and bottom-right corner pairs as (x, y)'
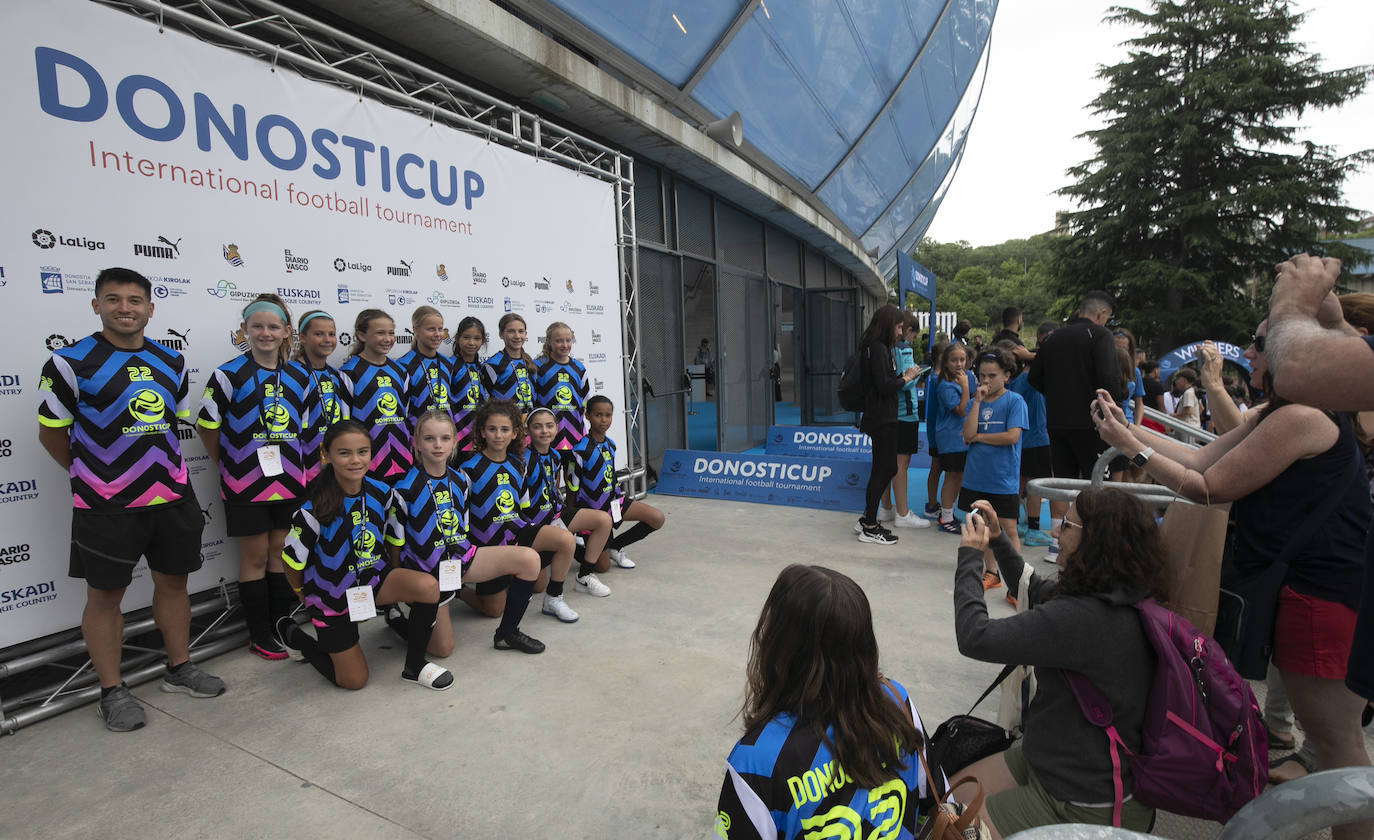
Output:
(191, 297), (663, 691)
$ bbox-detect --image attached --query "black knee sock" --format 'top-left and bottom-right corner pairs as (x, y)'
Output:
(547, 579), (564, 598)
(289, 625), (337, 685)
(573, 542), (587, 565)
(385, 605), (410, 642)
(497, 577), (534, 636)
(403, 601), (439, 676)
(577, 561), (596, 578)
(266, 572), (295, 624)
(239, 578), (272, 646)
(608, 522), (656, 551)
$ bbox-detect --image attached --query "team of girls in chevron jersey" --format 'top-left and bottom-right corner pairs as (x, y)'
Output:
(196, 303), (662, 689)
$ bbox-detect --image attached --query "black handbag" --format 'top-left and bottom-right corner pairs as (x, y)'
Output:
(927, 664), (1018, 782)
(1214, 472), (1347, 680)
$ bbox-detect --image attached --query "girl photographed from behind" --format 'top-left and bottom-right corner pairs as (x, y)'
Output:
(291, 309), (348, 487)
(277, 420), (453, 690)
(483, 313), (536, 416)
(198, 293), (315, 660)
(932, 341), (975, 534)
(716, 564), (934, 839)
(398, 305), (455, 429)
(959, 348), (1028, 597)
(338, 309), (412, 479)
(449, 316), (489, 453)
(524, 407), (614, 598)
(852, 304), (921, 545)
(457, 399), (577, 640)
(534, 321), (589, 451)
(567, 395), (665, 570)
(387, 410), (547, 659)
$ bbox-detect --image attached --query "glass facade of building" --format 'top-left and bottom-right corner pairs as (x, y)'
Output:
(546, 0), (997, 275)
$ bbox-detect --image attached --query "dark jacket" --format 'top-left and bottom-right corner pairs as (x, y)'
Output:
(859, 339), (907, 432)
(954, 533), (1155, 804)
(1027, 317), (1125, 429)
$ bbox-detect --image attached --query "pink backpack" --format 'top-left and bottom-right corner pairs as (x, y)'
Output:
(1060, 598), (1266, 825)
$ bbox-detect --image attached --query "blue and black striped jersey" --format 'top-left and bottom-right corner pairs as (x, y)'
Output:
(566, 434), (622, 512)
(390, 465), (473, 574)
(457, 452), (529, 546)
(522, 447), (568, 527)
(716, 679), (933, 840)
(482, 350), (534, 413)
(290, 361), (349, 486)
(282, 477), (404, 623)
(449, 357), (487, 453)
(533, 356), (589, 450)
(38, 333), (193, 511)
(338, 355), (412, 479)
(398, 349), (455, 429)
(198, 354), (315, 504)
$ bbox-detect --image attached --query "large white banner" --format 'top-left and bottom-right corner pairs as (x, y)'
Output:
(0, 0), (626, 649)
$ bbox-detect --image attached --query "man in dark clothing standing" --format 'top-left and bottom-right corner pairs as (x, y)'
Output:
(1027, 290), (1125, 560)
(993, 306), (1035, 363)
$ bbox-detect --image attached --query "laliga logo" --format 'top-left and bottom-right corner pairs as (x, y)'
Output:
(495, 488), (515, 514)
(437, 508), (460, 537)
(376, 392), (399, 416)
(127, 389), (166, 424)
(265, 403), (291, 433)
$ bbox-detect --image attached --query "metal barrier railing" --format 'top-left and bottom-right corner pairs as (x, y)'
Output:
(1140, 405), (1217, 444)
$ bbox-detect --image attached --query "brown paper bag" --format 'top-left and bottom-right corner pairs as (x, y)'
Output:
(1156, 501), (1230, 637)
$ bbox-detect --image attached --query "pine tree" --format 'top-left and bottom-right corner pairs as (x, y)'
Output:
(1054, 0), (1371, 351)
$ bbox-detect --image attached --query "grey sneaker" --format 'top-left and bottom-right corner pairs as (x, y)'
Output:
(160, 661), (227, 699)
(97, 684), (146, 732)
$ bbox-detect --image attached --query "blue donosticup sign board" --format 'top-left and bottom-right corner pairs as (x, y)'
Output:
(764, 426), (931, 468)
(656, 450), (869, 511)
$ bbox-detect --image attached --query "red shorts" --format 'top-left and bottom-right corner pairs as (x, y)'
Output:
(1272, 585), (1357, 679)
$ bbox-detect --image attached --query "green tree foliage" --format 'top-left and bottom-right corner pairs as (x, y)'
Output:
(1054, 0), (1372, 352)
(904, 235), (1068, 334)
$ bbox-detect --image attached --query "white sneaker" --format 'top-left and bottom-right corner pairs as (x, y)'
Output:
(575, 573), (611, 597)
(893, 511), (931, 529)
(608, 548), (636, 568)
(1043, 542), (1061, 564)
(541, 594), (580, 623)
(877, 506), (896, 522)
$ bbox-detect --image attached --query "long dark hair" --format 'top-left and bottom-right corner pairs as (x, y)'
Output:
(472, 399), (525, 457)
(455, 316), (488, 363)
(497, 313), (536, 373)
(350, 309), (394, 357)
(307, 419), (370, 523)
(1055, 488), (1167, 601)
(743, 565), (920, 788)
(858, 304), (905, 352)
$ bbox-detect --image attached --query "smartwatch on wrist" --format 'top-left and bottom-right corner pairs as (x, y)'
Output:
(1131, 447), (1154, 468)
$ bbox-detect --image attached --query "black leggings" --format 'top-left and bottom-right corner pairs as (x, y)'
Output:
(863, 423), (899, 523)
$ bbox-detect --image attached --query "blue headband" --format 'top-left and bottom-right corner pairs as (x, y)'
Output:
(298, 311), (334, 329)
(242, 301), (289, 323)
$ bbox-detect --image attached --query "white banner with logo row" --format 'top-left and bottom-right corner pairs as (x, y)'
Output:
(0, 0), (625, 649)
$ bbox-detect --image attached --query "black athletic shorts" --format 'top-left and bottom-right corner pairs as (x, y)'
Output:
(312, 614), (362, 654)
(515, 523), (545, 547)
(70, 496), (204, 591)
(896, 422), (920, 455)
(558, 505), (579, 527)
(1020, 445), (1051, 479)
(473, 574), (512, 597)
(939, 449), (967, 472)
(224, 500), (298, 537)
(1048, 428), (1109, 481)
(957, 488), (1020, 521)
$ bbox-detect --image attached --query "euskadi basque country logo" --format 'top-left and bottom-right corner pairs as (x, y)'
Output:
(0, 480), (40, 505)
(0, 579), (57, 611)
(588, 353), (608, 363)
(0, 375), (20, 396)
(134, 235), (181, 260)
(32, 228), (105, 251)
(586, 304), (606, 316)
(467, 296), (494, 310)
(222, 243), (245, 266)
(277, 287), (322, 305)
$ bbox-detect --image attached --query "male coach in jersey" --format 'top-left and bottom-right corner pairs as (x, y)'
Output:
(38, 267), (225, 732)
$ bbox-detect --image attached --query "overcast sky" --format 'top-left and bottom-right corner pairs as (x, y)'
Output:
(924, 0), (1374, 246)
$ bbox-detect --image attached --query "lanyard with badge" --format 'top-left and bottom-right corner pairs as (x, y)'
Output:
(425, 359), (449, 411)
(310, 368), (340, 428)
(602, 441), (623, 524)
(256, 366), (286, 477)
(427, 474), (465, 591)
(345, 494), (381, 621)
